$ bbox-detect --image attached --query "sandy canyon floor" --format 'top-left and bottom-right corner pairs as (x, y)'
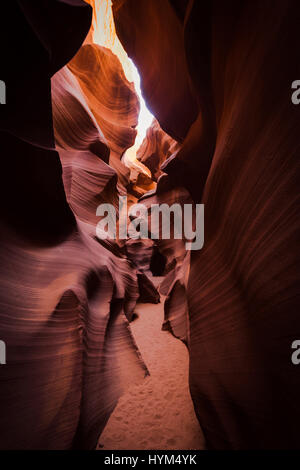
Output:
(98, 278), (205, 450)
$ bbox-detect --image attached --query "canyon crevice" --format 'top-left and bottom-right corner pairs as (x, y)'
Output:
(0, 0), (299, 450)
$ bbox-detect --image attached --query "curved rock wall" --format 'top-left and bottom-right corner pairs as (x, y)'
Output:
(113, 0), (300, 449)
(1, 0), (299, 451)
(137, 119), (180, 181)
(0, 0), (148, 450)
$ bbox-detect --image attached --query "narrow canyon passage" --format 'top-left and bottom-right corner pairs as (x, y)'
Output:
(98, 278), (205, 450)
(0, 0), (299, 451)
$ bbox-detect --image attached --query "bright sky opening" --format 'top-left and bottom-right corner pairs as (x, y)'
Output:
(86, 0), (154, 166)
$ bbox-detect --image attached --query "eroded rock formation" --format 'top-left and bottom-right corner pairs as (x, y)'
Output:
(0, 0), (151, 450)
(0, 0), (299, 451)
(113, 0), (300, 449)
(137, 119), (180, 181)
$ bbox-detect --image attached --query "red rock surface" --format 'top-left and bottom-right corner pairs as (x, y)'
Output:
(0, 0), (150, 449)
(68, 42), (140, 192)
(112, 0), (198, 142)
(113, 0), (300, 448)
(137, 119), (180, 181)
(0, 0), (299, 451)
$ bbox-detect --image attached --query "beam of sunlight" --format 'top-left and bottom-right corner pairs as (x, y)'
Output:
(85, 0), (154, 169)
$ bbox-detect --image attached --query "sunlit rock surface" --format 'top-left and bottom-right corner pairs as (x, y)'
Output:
(68, 43), (139, 193)
(137, 119), (180, 181)
(113, 0), (300, 449)
(69, 44), (139, 157)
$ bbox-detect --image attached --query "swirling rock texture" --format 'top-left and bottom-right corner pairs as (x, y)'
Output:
(137, 118), (180, 181)
(1, 0), (300, 452)
(113, 0), (300, 449)
(0, 0), (151, 450)
(139, 184), (194, 345)
(68, 42), (139, 192)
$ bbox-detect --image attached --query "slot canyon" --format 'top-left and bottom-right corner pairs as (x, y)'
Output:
(0, 0), (299, 450)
